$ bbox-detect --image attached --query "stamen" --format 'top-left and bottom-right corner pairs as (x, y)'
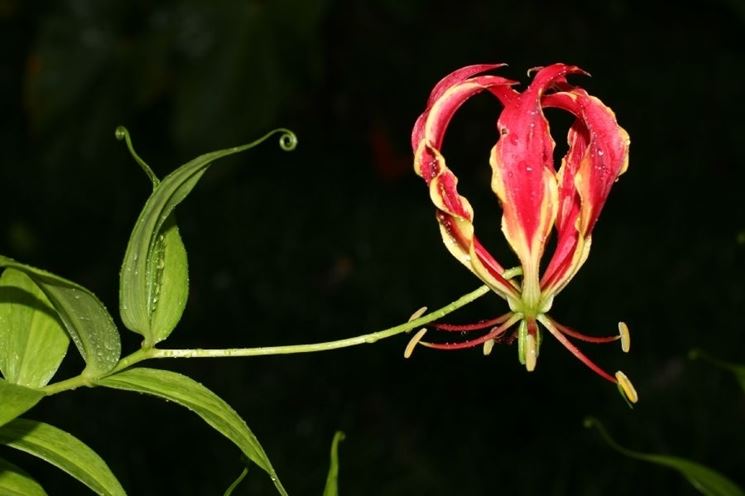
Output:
(553, 320), (620, 344)
(408, 306), (428, 322)
(501, 266), (523, 280)
(404, 328), (428, 358)
(538, 315), (617, 383)
(421, 314), (521, 350)
(432, 312), (513, 332)
(517, 320), (527, 365)
(472, 239), (520, 292)
(615, 371), (638, 404)
(618, 322), (631, 353)
(525, 333), (537, 371)
(483, 339), (495, 356)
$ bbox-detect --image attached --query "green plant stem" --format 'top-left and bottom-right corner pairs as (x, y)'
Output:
(42, 285), (490, 395)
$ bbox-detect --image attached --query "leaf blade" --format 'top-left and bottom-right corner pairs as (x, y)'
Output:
(0, 418), (126, 496)
(0, 457), (48, 496)
(97, 367), (287, 495)
(118, 128), (295, 346)
(0, 380), (45, 428)
(689, 349), (745, 394)
(585, 417), (744, 496)
(146, 216), (189, 345)
(322, 431), (345, 496)
(0, 256), (120, 378)
(0, 268), (69, 387)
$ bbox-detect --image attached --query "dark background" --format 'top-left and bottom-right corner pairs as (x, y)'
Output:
(1, 0), (744, 494)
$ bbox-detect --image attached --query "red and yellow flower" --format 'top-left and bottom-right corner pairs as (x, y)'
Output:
(411, 63), (636, 403)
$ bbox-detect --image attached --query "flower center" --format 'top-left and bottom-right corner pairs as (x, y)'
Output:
(508, 289), (554, 318)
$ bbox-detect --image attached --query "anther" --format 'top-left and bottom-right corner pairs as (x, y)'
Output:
(525, 333), (537, 372)
(615, 370), (638, 404)
(618, 322), (630, 353)
(404, 328), (428, 359)
(408, 306), (428, 322)
(483, 339), (495, 356)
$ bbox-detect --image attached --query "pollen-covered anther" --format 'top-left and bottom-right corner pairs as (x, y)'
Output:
(404, 328), (428, 359)
(615, 370), (638, 404)
(483, 338), (495, 356)
(618, 322), (630, 353)
(408, 306), (428, 322)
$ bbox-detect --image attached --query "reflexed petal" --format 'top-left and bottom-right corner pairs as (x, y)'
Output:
(427, 64), (507, 106)
(489, 64), (582, 305)
(413, 68), (518, 300)
(544, 88), (630, 234)
(540, 87), (630, 294)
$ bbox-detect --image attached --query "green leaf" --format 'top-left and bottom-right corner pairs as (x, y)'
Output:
(0, 457), (48, 496)
(585, 417), (744, 496)
(146, 216), (189, 345)
(0, 380), (45, 428)
(689, 349), (745, 394)
(0, 256), (120, 378)
(0, 268), (69, 387)
(0, 418), (125, 496)
(96, 367), (287, 495)
(322, 431), (345, 496)
(116, 126), (296, 347)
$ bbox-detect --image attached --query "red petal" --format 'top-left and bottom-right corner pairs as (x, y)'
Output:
(540, 87), (630, 294)
(427, 64), (507, 105)
(490, 64), (583, 302)
(413, 67), (519, 300)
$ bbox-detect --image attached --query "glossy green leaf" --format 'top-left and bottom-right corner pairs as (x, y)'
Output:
(146, 216), (189, 345)
(585, 417), (744, 496)
(96, 367), (286, 495)
(0, 380), (44, 428)
(0, 268), (69, 387)
(117, 127), (296, 347)
(0, 457), (48, 496)
(689, 349), (745, 394)
(322, 431), (345, 496)
(0, 256), (120, 378)
(116, 127), (189, 348)
(0, 418), (125, 496)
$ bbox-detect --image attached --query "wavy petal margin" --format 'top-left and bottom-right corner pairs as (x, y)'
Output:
(413, 67), (519, 300)
(540, 87), (630, 295)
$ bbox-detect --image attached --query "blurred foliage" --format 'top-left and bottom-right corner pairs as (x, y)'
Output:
(0, 0), (744, 494)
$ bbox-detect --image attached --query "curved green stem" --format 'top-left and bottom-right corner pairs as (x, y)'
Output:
(42, 285), (490, 395)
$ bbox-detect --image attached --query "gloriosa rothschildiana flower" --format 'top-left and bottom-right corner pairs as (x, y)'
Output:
(410, 63), (637, 404)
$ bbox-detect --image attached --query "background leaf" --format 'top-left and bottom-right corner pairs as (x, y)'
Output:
(0, 418), (126, 496)
(689, 349), (745, 394)
(0, 457), (48, 496)
(322, 431), (345, 496)
(0, 380), (44, 428)
(222, 466), (249, 496)
(0, 268), (69, 387)
(0, 256), (120, 378)
(118, 128), (294, 347)
(585, 417), (745, 496)
(96, 367), (287, 495)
